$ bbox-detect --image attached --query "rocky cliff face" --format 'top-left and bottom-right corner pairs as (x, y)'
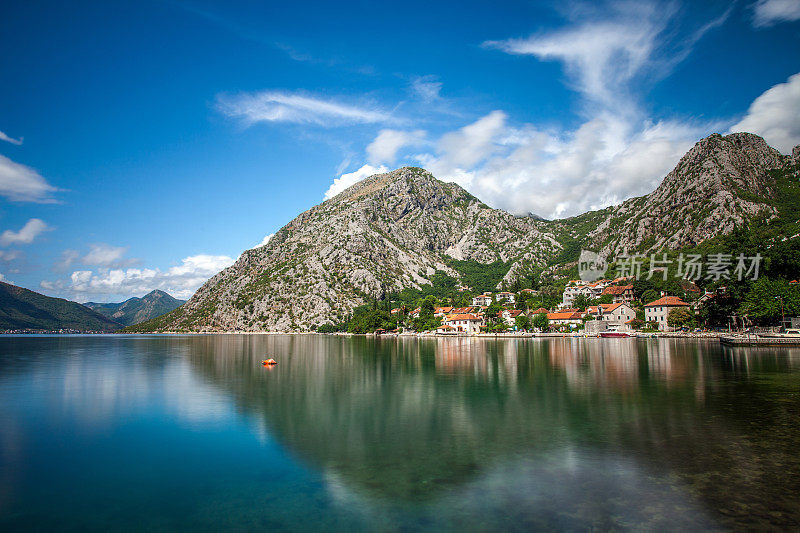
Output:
(140, 133), (797, 332)
(557, 133), (791, 255)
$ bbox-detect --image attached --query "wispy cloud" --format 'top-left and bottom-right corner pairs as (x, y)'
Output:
(41, 254), (235, 302)
(0, 130), (22, 145)
(483, 2), (730, 119)
(0, 218), (51, 246)
(410, 76), (442, 103)
(483, 4), (669, 117)
(0, 154), (59, 202)
(752, 0), (800, 27)
(0, 250), (21, 262)
(729, 71), (800, 153)
(217, 90), (392, 127)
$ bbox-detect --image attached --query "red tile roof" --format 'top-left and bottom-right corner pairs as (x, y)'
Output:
(445, 313), (482, 321)
(547, 312), (582, 320)
(644, 296), (689, 307)
(531, 307), (549, 315)
(601, 284), (633, 295)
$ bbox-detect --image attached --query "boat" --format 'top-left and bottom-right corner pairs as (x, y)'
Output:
(261, 358), (278, 365)
(599, 331), (634, 338)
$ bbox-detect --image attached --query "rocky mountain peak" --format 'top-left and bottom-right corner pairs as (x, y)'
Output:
(330, 166), (477, 209)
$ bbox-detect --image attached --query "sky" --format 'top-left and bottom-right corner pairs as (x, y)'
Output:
(1, 0), (799, 303)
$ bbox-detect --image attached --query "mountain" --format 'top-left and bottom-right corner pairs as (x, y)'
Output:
(552, 133), (793, 255)
(0, 281), (121, 332)
(84, 290), (185, 327)
(130, 132), (799, 333)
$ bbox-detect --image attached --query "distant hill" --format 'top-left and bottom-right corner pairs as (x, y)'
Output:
(0, 281), (121, 332)
(84, 290), (185, 327)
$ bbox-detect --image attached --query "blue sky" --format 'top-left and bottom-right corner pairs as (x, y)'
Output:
(1, 0), (799, 302)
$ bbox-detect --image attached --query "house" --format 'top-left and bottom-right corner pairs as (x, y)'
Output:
(433, 306), (453, 317)
(456, 284), (471, 292)
(442, 313), (483, 334)
(644, 296), (690, 331)
(562, 279), (611, 307)
(587, 303), (636, 323)
(472, 292), (493, 307)
(546, 311), (583, 327)
(496, 291), (516, 305)
(502, 309), (524, 327)
(601, 284), (634, 304)
(530, 307), (549, 315)
(436, 324), (458, 334)
(451, 306), (479, 315)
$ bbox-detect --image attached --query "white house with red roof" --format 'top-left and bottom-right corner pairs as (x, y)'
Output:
(562, 279), (612, 307)
(587, 303), (636, 323)
(471, 292), (493, 307)
(501, 309), (524, 327)
(496, 291), (516, 304)
(546, 311), (583, 327)
(644, 296), (690, 331)
(442, 313), (483, 334)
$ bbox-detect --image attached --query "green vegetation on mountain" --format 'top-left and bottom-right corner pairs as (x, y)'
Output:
(0, 281), (121, 332)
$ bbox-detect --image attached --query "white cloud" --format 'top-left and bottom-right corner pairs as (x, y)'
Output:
(217, 90), (391, 127)
(752, 0), (800, 27)
(419, 111), (702, 218)
(255, 233), (274, 248)
(728, 72), (800, 153)
(366, 129), (426, 165)
(0, 154), (58, 202)
(0, 218), (50, 246)
(432, 111), (507, 172)
(41, 254), (235, 302)
(410, 76), (442, 103)
(324, 164), (388, 200)
(0, 131), (22, 145)
(82, 243), (138, 268)
(0, 250), (21, 262)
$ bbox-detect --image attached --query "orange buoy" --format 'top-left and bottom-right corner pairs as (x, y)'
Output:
(261, 358), (277, 366)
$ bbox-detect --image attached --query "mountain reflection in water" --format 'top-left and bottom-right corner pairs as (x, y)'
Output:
(1, 335), (799, 531)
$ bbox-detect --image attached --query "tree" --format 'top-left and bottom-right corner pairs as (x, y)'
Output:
(515, 314), (531, 331)
(667, 307), (692, 329)
(573, 294), (592, 310)
(533, 313), (549, 332)
(641, 289), (659, 305)
(740, 277), (800, 325)
(485, 302), (503, 323)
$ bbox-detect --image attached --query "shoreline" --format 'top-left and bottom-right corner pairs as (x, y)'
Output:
(2, 330), (727, 339)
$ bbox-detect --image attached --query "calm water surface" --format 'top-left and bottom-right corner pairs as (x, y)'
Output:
(1, 335), (799, 531)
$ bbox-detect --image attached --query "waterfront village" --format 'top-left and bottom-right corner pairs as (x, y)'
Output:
(331, 275), (800, 337)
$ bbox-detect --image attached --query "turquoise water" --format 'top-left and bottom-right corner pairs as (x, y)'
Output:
(1, 335), (799, 531)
